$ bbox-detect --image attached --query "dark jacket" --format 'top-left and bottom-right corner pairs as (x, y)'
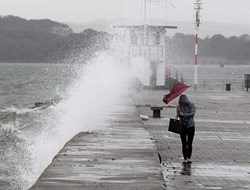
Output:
(176, 95), (196, 128)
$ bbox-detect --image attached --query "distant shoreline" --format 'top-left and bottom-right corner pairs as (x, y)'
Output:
(1, 62), (250, 65)
(0, 62), (86, 64)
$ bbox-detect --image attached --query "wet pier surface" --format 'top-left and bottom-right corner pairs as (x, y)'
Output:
(30, 100), (165, 190)
(31, 90), (250, 190)
(134, 90), (250, 190)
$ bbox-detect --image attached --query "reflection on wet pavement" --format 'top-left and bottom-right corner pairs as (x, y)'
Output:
(181, 164), (192, 176)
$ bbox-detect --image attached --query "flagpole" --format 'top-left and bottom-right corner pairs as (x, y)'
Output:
(194, 0), (202, 90)
(194, 33), (198, 90)
(144, 0), (147, 46)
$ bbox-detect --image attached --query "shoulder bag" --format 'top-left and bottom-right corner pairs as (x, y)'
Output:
(168, 117), (183, 134)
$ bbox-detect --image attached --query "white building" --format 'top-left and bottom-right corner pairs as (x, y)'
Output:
(114, 19), (176, 89)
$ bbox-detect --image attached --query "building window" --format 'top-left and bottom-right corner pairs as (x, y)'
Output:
(156, 31), (160, 45)
(130, 32), (137, 45)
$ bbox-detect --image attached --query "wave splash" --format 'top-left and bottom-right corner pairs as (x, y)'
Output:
(0, 53), (130, 190)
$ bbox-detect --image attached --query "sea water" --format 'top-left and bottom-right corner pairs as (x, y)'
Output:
(174, 64), (250, 91)
(0, 54), (130, 190)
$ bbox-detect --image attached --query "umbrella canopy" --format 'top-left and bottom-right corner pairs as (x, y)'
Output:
(163, 83), (190, 104)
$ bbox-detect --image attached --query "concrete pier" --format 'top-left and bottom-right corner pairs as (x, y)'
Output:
(31, 90), (250, 190)
(134, 90), (250, 190)
(30, 100), (165, 190)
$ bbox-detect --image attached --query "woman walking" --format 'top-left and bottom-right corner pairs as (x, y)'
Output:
(177, 94), (196, 164)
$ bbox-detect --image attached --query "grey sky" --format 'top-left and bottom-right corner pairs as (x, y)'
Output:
(0, 0), (250, 25)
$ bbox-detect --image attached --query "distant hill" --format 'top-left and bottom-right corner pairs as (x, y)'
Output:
(0, 15), (111, 63)
(67, 19), (250, 38)
(66, 19), (112, 33)
(166, 33), (250, 64)
(0, 15), (73, 36)
(166, 21), (250, 38)
(0, 15), (72, 62)
(1, 15), (250, 64)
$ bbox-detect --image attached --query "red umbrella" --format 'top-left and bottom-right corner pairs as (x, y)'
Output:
(163, 83), (190, 104)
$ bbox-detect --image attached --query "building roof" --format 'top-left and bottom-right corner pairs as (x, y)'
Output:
(113, 18), (177, 29)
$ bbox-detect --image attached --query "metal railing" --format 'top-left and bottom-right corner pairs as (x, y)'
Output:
(164, 66), (184, 89)
(184, 78), (245, 91)
(165, 66), (184, 83)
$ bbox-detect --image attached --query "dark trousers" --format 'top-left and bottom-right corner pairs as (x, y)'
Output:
(180, 127), (195, 160)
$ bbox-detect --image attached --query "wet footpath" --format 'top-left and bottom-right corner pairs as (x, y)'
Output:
(30, 94), (165, 190)
(134, 90), (250, 190)
(31, 90), (250, 190)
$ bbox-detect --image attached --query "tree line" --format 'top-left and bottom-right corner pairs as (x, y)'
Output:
(166, 33), (250, 62)
(1, 15), (250, 63)
(0, 15), (111, 63)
